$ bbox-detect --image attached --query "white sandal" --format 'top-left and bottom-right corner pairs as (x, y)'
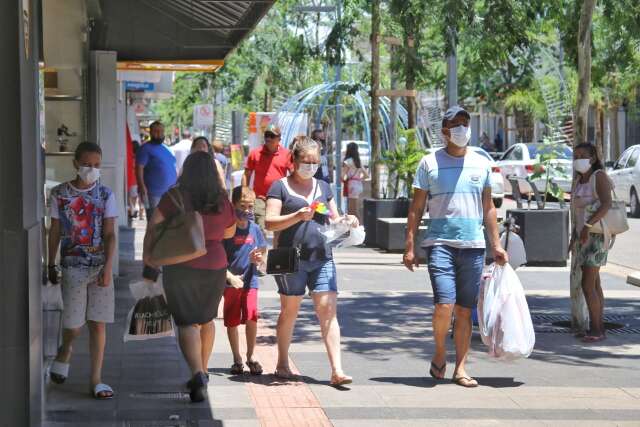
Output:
(50, 361), (70, 384)
(92, 383), (114, 400)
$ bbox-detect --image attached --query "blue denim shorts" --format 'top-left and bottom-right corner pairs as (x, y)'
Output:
(425, 245), (485, 308)
(275, 259), (338, 296)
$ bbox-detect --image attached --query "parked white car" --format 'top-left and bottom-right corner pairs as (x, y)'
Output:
(471, 147), (505, 208)
(608, 144), (640, 217)
(339, 140), (370, 168)
(498, 143), (573, 195)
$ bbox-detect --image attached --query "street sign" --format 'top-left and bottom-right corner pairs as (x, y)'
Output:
(125, 81), (155, 91)
(193, 104), (214, 128)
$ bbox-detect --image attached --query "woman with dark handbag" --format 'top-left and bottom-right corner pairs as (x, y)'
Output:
(142, 151), (236, 402)
(569, 143), (613, 343)
(265, 136), (358, 386)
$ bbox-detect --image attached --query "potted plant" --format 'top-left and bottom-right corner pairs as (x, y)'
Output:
(506, 138), (571, 266)
(364, 128), (427, 248)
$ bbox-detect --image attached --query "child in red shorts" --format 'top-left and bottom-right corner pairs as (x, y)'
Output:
(223, 186), (267, 375)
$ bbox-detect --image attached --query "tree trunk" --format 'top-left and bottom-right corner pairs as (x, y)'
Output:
(595, 101), (604, 160)
(575, 0), (596, 146)
(370, 0), (382, 198)
(405, 36), (417, 129)
(571, 0), (596, 334)
(611, 104), (620, 159)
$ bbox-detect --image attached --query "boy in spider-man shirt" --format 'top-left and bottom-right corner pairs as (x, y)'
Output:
(47, 142), (118, 399)
(223, 186), (267, 376)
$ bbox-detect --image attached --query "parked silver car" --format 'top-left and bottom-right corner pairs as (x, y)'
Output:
(609, 144), (640, 217)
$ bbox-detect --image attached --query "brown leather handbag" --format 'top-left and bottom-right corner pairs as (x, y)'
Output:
(150, 188), (207, 266)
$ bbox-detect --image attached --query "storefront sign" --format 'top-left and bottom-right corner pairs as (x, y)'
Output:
(125, 81), (155, 91)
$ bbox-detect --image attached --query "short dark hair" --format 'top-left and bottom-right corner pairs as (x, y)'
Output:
(231, 185), (256, 205)
(150, 120), (163, 130)
(74, 142), (102, 160)
(311, 129), (324, 140)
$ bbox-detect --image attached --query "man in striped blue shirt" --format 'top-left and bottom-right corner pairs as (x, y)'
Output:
(404, 106), (508, 388)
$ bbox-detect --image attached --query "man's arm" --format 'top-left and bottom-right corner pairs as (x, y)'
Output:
(482, 187), (508, 265)
(403, 188), (427, 271)
(242, 169), (253, 188)
(136, 164), (146, 199)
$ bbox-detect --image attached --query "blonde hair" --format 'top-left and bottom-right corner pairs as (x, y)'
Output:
(290, 135), (320, 160)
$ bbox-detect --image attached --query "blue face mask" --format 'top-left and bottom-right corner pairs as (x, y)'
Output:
(235, 209), (255, 222)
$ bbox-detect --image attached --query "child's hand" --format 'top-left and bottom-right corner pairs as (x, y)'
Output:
(100, 266), (112, 287)
(227, 273), (244, 289)
(249, 248), (263, 265)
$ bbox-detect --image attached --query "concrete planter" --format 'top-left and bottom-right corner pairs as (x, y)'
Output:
(506, 208), (570, 266)
(363, 198), (411, 247)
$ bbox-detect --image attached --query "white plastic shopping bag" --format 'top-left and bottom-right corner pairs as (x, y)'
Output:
(320, 220), (366, 248)
(478, 263), (535, 359)
(124, 279), (175, 342)
(42, 283), (64, 311)
(500, 232), (527, 269)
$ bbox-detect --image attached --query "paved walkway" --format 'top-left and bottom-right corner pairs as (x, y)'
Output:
(44, 221), (640, 426)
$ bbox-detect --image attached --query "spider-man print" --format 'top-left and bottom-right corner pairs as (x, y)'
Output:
(50, 182), (113, 268)
(67, 196), (96, 245)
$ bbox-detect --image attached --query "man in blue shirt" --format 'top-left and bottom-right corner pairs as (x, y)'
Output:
(135, 121), (177, 219)
(404, 106), (508, 388)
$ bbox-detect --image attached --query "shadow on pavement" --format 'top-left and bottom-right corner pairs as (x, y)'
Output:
(268, 291), (640, 367)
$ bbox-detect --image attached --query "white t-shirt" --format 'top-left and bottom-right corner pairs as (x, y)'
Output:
(170, 138), (193, 173)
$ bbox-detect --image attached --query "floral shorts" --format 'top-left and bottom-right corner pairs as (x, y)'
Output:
(575, 233), (609, 267)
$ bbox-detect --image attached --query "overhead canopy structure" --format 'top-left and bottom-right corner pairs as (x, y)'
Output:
(88, 0), (275, 71)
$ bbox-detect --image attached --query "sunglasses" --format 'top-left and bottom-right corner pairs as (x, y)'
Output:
(264, 133), (279, 139)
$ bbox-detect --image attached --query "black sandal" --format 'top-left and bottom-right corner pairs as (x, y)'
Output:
(246, 360), (263, 376)
(187, 372), (208, 403)
(429, 361), (446, 380)
(230, 362), (244, 375)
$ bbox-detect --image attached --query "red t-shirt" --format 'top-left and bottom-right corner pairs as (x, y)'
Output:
(245, 145), (293, 198)
(157, 189), (236, 270)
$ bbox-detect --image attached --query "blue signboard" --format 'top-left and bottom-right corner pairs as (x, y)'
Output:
(125, 81), (155, 91)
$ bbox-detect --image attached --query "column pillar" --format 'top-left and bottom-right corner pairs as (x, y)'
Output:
(0, 1), (44, 426)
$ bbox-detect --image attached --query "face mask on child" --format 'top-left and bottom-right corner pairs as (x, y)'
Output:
(78, 166), (100, 184)
(235, 209), (255, 222)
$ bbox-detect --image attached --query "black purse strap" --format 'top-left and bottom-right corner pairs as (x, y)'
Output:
(297, 179), (319, 249)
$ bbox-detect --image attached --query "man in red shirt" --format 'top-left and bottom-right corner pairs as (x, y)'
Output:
(243, 124), (292, 232)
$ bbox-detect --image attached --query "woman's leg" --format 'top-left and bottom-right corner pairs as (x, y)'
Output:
(178, 324), (204, 375)
(596, 273), (605, 331)
(276, 295), (303, 373)
(311, 292), (346, 377)
(348, 198), (357, 218)
(581, 266), (604, 336)
(200, 321), (215, 373)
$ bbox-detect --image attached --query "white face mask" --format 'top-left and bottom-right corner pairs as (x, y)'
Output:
(78, 166), (100, 184)
(297, 163), (319, 179)
(449, 125), (471, 147)
(573, 159), (592, 174)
